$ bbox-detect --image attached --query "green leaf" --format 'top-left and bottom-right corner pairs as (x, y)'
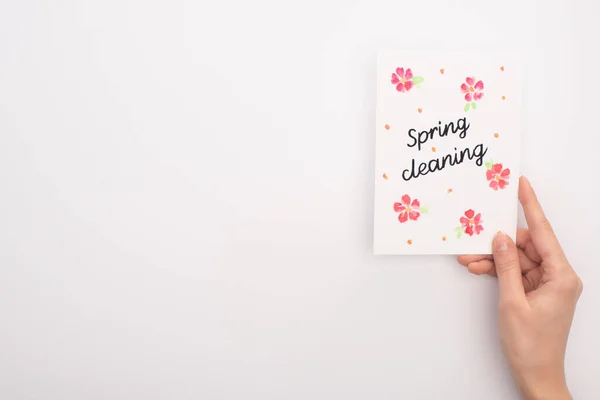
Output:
(471, 102), (477, 110)
(419, 206), (429, 214)
(484, 161), (493, 169)
(455, 226), (465, 238)
(412, 76), (424, 84)
(464, 103), (470, 112)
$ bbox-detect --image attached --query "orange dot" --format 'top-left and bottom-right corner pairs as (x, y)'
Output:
(494, 133), (499, 138)
(382, 173), (388, 180)
(442, 236), (447, 241)
(407, 239), (413, 245)
(500, 66), (505, 71)
(502, 96), (506, 100)
(384, 124), (390, 130)
(447, 188), (453, 193)
(432, 147), (436, 152)
(440, 68), (445, 74)
(418, 108), (423, 113)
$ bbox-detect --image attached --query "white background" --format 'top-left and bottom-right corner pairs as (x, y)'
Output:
(0, 0), (598, 399)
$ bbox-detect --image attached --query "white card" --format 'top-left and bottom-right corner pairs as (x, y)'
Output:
(374, 51), (521, 255)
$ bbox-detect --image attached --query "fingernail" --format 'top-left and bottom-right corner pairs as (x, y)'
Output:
(495, 233), (508, 253)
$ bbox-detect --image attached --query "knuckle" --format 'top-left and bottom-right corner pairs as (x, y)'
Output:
(540, 217), (553, 232)
(494, 258), (519, 273)
(562, 271), (583, 295)
(576, 276), (584, 296)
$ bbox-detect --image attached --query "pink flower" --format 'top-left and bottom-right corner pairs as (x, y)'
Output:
(393, 194), (420, 223)
(461, 77), (484, 102)
(486, 163), (510, 190)
(391, 67), (414, 92)
(459, 209), (484, 236)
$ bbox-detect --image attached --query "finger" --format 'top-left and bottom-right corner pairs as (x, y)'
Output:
(457, 254), (493, 266)
(522, 267), (544, 294)
(493, 232), (527, 305)
(516, 228), (542, 263)
(518, 248), (539, 273)
(467, 259), (495, 275)
(465, 249), (537, 276)
(519, 176), (567, 264)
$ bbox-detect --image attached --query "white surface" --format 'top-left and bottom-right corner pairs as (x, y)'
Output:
(374, 52), (521, 254)
(0, 0), (598, 399)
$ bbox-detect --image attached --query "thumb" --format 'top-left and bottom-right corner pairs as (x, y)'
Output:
(492, 232), (526, 305)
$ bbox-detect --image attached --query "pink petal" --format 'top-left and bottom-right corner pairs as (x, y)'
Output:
(411, 199), (420, 208)
(486, 169), (495, 180)
(391, 74), (400, 84)
(398, 212), (408, 223)
(475, 224), (484, 234)
(465, 225), (474, 236)
(474, 92), (484, 101)
(501, 168), (510, 178)
(464, 209), (475, 219)
(394, 202), (405, 212)
(465, 93), (472, 102)
(493, 163), (503, 173)
(396, 67), (405, 78)
(461, 83), (469, 93)
(396, 83), (406, 92)
(474, 213), (482, 224)
(409, 211), (420, 221)
(466, 77), (475, 86)
(401, 195), (411, 205)
(489, 180), (499, 190)
(460, 217), (470, 227)
(498, 179), (508, 189)
(404, 81), (414, 91)
(474, 80), (484, 90)
(404, 68), (413, 80)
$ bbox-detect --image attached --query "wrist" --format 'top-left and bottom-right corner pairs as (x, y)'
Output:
(521, 387), (571, 400)
(518, 374), (571, 400)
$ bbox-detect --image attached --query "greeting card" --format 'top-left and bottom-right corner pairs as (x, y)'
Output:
(374, 52), (521, 255)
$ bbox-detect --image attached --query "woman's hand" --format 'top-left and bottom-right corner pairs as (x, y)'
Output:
(458, 177), (583, 400)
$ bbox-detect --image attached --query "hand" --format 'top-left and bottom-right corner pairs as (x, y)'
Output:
(458, 176), (583, 400)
